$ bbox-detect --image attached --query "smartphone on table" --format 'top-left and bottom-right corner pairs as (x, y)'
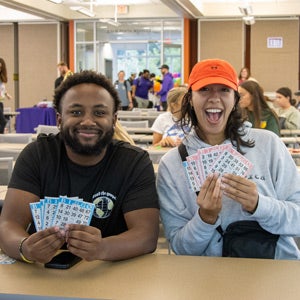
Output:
(44, 251), (82, 269)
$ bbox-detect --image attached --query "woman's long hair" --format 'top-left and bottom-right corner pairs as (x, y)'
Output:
(238, 67), (250, 80)
(180, 89), (254, 154)
(0, 58), (8, 83)
(240, 80), (279, 129)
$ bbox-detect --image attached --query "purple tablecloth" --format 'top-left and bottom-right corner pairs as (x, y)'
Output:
(16, 107), (57, 133)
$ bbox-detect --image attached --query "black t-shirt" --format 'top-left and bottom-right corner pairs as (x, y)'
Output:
(54, 76), (63, 89)
(9, 134), (159, 237)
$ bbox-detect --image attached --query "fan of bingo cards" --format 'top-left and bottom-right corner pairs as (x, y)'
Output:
(30, 196), (95, 231)
(182, 144), (253, 192)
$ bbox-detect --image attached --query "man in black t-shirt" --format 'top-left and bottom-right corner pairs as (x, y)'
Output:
(0, 71), (159, 264)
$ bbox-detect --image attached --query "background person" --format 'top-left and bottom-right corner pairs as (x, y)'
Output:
(238, 80), (280, 135)
(127, 72), (138, 108)
(54, 61), (72, 89)
(157, 58), (300, 259)
(294, 90), (300, 110)
(127, 72), (136, 86)
(0, 57), (12, 134)
(0, 70), (159, 264)
(114, 70), (133, 111)
(151, 87), (190, 147)
(238, 67), (257, 85)
(114, 119), (135, 145)
(156, 64), (174, 111)
(275, 87), (300, 129)
(131, 69), (153, 108)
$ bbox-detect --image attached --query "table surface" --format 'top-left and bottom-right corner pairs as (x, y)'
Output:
(281, 137), (300, 143)
(1, 253), (300, 300)
(281, 129), (300, 136)
(130, 134), (153, 143)
(3, 111), (20, 117)
(0, 185), (7, 199)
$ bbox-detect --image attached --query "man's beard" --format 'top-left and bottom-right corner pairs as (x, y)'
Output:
(61, 125), (114, 156)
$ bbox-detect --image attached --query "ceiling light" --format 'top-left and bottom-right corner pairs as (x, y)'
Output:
(106, 19), (121, 26)
(70, 6), (95, 17)
(47, 0), (63, 3)
(239, 5), (253, 16)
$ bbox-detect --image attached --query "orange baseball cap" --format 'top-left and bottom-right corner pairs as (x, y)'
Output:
(188, 59), (238, 91)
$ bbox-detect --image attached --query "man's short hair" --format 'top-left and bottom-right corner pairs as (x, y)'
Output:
(57, 61), (67, 67)
(53, 70), (121, 114)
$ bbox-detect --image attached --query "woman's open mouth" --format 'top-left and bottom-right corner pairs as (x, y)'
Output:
(205, 108), (222, 123)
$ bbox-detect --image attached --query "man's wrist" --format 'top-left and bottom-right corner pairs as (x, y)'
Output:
(19, 237), (35, 263)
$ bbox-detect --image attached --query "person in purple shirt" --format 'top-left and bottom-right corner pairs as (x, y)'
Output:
(156, 64), (174, 111)
(132, 69), (153, 108)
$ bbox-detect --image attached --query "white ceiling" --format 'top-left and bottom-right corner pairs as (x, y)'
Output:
(0, 0), (300, 23)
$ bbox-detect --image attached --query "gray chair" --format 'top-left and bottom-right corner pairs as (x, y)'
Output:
(0, 149), (22, 161)
(117, 110), (142, 116)
(0, 157), (14, 185)
(0, 133), (33, 144)
(35, 125), (60, 135)
(119, 120), (149, 128)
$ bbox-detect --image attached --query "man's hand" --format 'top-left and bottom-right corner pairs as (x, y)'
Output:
(64, 224), (104, 261)
(21, 227), (65, 263)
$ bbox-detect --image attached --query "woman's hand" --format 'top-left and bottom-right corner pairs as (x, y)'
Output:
(196, 173), (222, 224)
(221, 173), (259, 213)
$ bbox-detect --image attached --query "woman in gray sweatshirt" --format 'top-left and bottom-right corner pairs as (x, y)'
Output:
(157, 58), (300, 259)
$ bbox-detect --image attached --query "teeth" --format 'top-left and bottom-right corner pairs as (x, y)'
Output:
(206, 109), (222, 113)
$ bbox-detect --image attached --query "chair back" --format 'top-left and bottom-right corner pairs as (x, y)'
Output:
(0, 156), (14, 185)
(0, 133), (33, 144)
(117, 110), (142, 116)
(119, 120), (149, 128)
(35, 125), (60, 135)
(0, 149), (22, 161)
(146, 110), (164, 116)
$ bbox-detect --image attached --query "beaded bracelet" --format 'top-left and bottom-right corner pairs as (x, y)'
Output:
(19, 237), (34, 263)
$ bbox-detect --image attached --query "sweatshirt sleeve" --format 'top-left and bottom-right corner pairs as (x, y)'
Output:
(246, 135), (300, 236)
(285, 110), (300, 129)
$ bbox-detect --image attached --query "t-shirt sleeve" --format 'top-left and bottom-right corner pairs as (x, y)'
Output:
(126, 81), (132, 92)
(151, 114), (165, 134)
(120, 150), (159, 213)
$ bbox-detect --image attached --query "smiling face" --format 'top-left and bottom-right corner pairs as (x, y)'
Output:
(57, 83), (116, 160)
(191, 84), (235, 145)
(118, 71), (125, 81)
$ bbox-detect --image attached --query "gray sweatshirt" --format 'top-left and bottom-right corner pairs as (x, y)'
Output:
(157, 126), (300, 259)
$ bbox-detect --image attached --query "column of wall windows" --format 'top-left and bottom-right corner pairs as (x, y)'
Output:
(74, 19), (183, 84)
